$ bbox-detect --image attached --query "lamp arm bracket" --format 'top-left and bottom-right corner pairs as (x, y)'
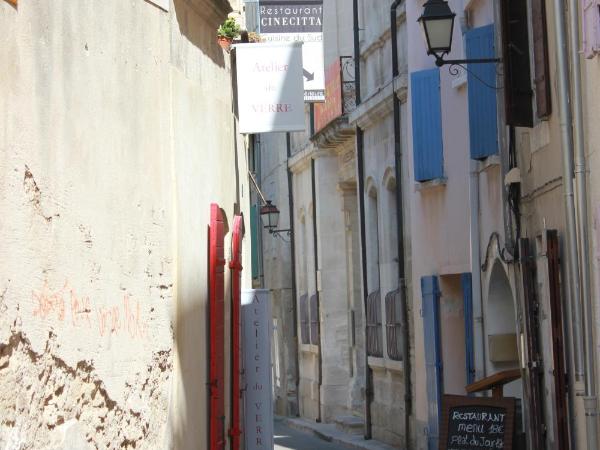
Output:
(435, 56), (501, 67)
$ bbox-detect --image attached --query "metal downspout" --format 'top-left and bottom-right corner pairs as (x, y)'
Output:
(354, 0), (372, 439)
(567, 0), (599, 446)
(390, 2), (412, 449)
(356, 127), (372, 439)
(286, 133), (301, 416)
(551, 0), (585, 385)
(311, 158), (323, 423)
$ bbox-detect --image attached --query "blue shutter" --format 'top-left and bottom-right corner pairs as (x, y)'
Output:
(461, 273), (475, 386)
(421, 275), (442, 450)
(411, 69), (444, 181)
(466, 24), (498, 159)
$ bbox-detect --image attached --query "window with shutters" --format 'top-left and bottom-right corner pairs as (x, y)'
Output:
(411, 68), (444, 181)
(309, 294), (320, 346)
(366, 290), (383, 357)
(466, 25), (499, 159)
(299, 294), (309, 345)
(583, 0), (600, 58)
(385, 289), (403, 361)
(501, 0), (535, 126)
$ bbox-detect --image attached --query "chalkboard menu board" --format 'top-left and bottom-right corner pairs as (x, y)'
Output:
(439, 395), (516, 450)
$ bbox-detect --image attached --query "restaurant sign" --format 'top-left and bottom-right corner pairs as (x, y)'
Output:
(260, 0), (325, 102)
(235, 42), (305, 134)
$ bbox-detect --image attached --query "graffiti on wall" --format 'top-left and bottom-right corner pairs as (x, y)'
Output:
(32, 281), (147, 340)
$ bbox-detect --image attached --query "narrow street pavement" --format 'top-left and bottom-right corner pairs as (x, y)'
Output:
(274, 418), (346, 450)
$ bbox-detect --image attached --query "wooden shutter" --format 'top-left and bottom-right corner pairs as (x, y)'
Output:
(309, 294), (320, 346)
(532, 0), (552, 117)
(501, 0), (534, 126)
(209, 204), (226, 450)
(229, 215), (244, 450)
(466, 25), (499, 159)
(411, 69), (444, 182)
(583, 0), (600, 58)
(519, 238), (546, 450)
(545, 230), (569, 450)
(461, 273), (475, 386)
(421, 276), (442, 450)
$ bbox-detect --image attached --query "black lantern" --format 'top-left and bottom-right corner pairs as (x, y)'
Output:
(418, 0), (456, 57)
(260, 200), (280, 231)
(260, 201), (291, 238)
(418, 0), (500, 67)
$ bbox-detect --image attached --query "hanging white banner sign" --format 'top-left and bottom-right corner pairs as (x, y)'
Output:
(235, 42), (305, 134)
(242, 289), (274, 450)
(259, 0), (325, 102)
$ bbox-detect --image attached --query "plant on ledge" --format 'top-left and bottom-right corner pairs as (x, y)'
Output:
(217, 17), (241, 51)
(248, 32), (263, 43)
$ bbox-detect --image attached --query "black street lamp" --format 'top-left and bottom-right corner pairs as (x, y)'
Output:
(260, 201), (291, 238)
(418, 0), (500, 67)
(418, 0), (456, 57)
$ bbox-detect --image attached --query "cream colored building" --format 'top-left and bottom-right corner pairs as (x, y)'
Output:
(0, 1), (253, 449)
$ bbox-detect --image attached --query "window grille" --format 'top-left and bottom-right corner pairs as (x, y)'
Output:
(366, 290), (383, 357)
(299, 294), (309, 345)
(309, 294), (320, 346)
(385, 289), (404, 361)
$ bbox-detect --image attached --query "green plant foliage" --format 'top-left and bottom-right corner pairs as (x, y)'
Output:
(217, 17), (241, 39)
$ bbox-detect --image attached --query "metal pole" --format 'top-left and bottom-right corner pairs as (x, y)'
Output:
(551, 0), (585, 385)
(354, 0), (372, 438)
(356, 127), (372, 439)
(390, 2), (412, 449)
(567, 0), (599, 446)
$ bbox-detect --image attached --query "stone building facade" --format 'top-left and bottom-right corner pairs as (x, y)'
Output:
(0, 1), (253, 449)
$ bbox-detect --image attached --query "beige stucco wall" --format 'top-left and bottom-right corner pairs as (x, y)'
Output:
(0, 0), (250, 449)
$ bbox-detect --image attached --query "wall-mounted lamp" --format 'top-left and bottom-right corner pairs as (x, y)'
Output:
(418, 0), (500, 67)
(260, 201), (292, 238)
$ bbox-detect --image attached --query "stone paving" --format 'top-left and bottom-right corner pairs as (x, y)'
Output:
(274, 417), (399, 450)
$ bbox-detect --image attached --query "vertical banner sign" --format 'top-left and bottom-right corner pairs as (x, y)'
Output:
(259, 0), (325, 102)
(235, 42), (305, 134)
(314, 58), (343, 132)
(242, 289), (274, 450)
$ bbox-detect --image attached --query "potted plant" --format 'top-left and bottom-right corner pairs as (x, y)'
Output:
(217, 17), (240, 51)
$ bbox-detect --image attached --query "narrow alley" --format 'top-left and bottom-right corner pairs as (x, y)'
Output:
(2, 0), (600, 449)
(274, 419), (341, 450)
(273, 418), (396, 450)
